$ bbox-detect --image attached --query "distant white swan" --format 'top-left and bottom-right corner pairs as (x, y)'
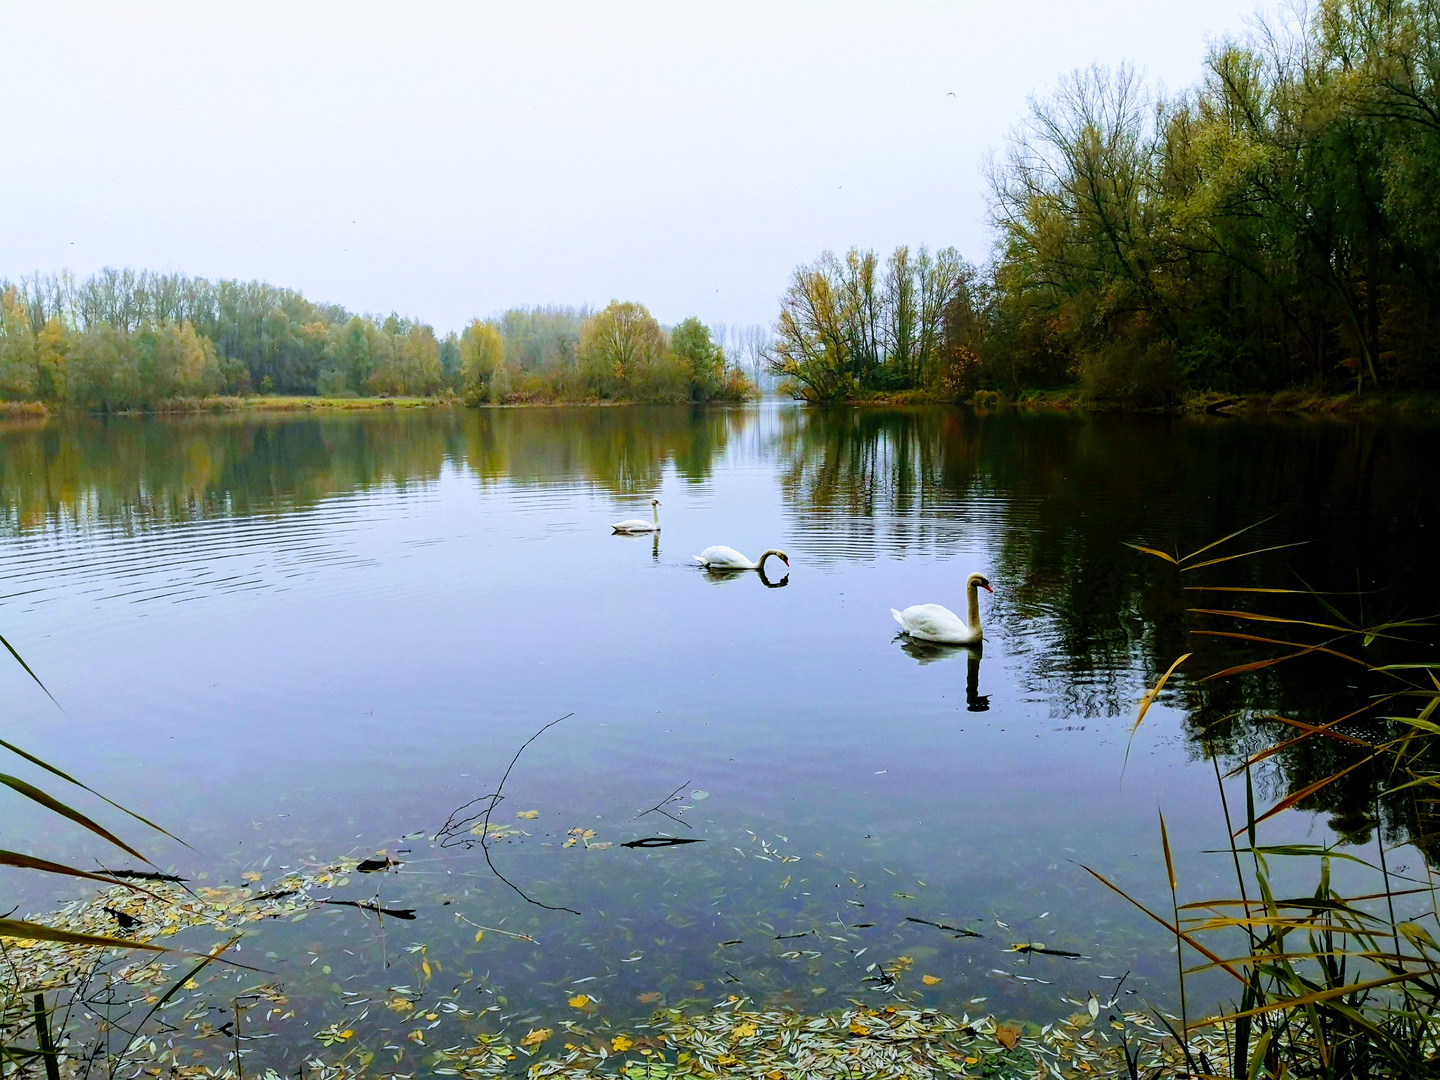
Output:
(693, 545), (789, 573)
(891, 572), (993, 644)
(611, 499), (661, 534)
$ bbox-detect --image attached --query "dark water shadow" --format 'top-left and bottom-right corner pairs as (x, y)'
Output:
(701, 565), (790, 589)
(896, 636), (990, 711)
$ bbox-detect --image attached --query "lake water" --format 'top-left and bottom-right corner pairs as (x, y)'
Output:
(2, 403), (1436, 1071)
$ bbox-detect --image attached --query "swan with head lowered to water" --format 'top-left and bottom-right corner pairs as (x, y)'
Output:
(693, 546), (789, 573)
(891, 572), (993, 644)
(610, 499), (661, 534)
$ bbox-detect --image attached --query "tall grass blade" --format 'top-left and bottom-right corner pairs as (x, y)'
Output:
(0, 630), (60, 710)
(1239, 758), (1375, 835)
(1293, 571), (1357, 628)
(1187, 608), (1368, 635)
(0, 774), (148, 863)
(1192, 971), (1434, 1027)
(33, 995), (59, 1080)
(1181, 541), (1310, 571)
(1122, 541), (1179, 564)
(0, 737), (190, 848)
(127, 936), (238, 1045)
(0, 850), (157, 897)
(1123, 653), (1190, 777)
(0, 918), (165, 951)
(1159, 810), (1189, 1050)
(1079, 864), (1246, 983)
(1179, 515), (1277, 564)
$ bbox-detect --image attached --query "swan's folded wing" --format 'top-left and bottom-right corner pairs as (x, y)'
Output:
(900, 604), (964, 638)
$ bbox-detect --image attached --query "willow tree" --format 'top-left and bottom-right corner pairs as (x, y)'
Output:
(460, 319), (508, 403)
(578, 301), (668, 398)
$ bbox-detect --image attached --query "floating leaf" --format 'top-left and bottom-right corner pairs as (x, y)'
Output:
(690, 790), (710, 800)
(995, 1023), (1021, 1050)
(922, 974), (941, 985)
(568, 994), (591, 1008)
(612, 1034), (633, 1051)
(520, 1027), (552, 1047)
(516, 810), (540, 819)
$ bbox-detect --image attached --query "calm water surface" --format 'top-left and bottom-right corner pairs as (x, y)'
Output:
(2, 404), (1435, 1069)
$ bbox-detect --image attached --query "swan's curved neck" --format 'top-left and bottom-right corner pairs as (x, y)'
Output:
(652, 503), (660, 527)
(757, 550), (783, 572)
(967, 580), (983, 635)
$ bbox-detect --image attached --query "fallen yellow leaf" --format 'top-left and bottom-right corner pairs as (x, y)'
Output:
(922, 974), (941, 986)
(520, 1027), (552, 1047)
(568, 994), (591, 1008)
(733, 1022), (757, 1039)
(516, 810), (540, 819)
(421, 959), (432, 980)
(241, 871), (262, 882)
(849, 1021), (869, 1036)
(474, 930), (484, 943)
(995, 1023), (1021, 1050)
(406, 1030), (425, 1044)
(611, 1034), (633, 1052)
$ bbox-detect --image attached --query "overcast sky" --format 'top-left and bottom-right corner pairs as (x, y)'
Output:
(2, 1), (1267, 333)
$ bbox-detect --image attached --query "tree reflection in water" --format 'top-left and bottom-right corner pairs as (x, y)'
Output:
(2, 403), (1437, 859)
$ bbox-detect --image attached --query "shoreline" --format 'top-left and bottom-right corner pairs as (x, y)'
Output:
(5, 387), (1440, 422)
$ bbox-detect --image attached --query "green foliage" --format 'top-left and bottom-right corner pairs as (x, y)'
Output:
(459, 319), (508, 403)
(669, 317), (729, 401)
(0, 278), (754, 409)
(767, 246), (974, 401)
(982, 2), (1440, 402)
(578, 301), (671, 399)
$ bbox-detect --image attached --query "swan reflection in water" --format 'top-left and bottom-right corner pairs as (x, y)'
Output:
(611, 530), (662, 561)
(700, 563), (790, 589)
(896, 638), (990, 712)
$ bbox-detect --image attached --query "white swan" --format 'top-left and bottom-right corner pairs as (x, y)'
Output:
(610, 498), (661, 534)
(693, 545), (789, 573)
(891, 572), (993, 644)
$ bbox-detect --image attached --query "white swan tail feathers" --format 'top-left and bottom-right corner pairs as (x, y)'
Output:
(891, 608), (907, 629)
(692, 555), (706, 564)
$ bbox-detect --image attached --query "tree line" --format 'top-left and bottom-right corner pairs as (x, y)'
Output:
(0, 269), (759, 409)
(770, 0), (1440, 404)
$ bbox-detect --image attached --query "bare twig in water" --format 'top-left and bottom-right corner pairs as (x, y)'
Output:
(622, 837), (705, 849)
(454, 912), (540, 944)
(905, 916), (984, 938)
(633, 779), (693, 829)
(317, 898), (416, 920)
(434, 713), (580, 916)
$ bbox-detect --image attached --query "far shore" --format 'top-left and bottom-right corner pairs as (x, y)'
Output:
(5, 387), (1440, 422)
